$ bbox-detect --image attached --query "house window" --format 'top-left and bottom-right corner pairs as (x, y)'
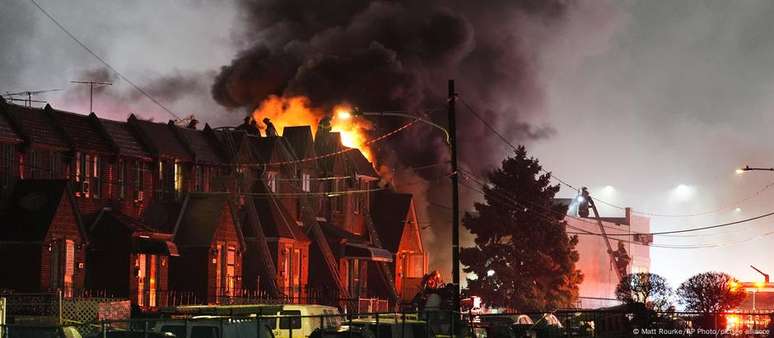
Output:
(49, 151), (61, 178)
(332, 179), (344, 213)
(301, 173), (311, 192)
(29, 150), (39, 178)
(226, 246), (236, 297)
(215, 243), (222, 298)
(194, 165), (202, 192)
(136, 254), (158, 307)
(92, 155), (101, 199)
(80, 153), (91, 197)
(173, 161), (183, 196)
(0, 144), (15, 194)
(64, 239), (75, 298)
(266, 172), (277, 192)
(134, 161), (144, 201)
(117, 159), (126, 200)
(348, 259), (361, 298)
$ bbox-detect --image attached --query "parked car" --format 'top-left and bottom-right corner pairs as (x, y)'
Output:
(527, 314), (565, 337)
(6, 325), (83, 338)
(349, 317), (435, 338)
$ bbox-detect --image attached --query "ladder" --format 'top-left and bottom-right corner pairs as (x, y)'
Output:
(583, 189), (624, 281)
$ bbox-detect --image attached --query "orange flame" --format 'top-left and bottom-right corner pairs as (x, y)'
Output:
(251, 96), (375, 162)
(331, 103), (374, 161)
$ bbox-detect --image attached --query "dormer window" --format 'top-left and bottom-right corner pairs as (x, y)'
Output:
(301, 173), (311, 192)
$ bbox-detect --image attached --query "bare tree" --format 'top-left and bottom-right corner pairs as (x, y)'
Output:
(677, 272), (746, 313)
(616, 273), (673, 311)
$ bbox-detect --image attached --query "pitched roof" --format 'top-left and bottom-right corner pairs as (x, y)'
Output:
(0, 102), (23, 144)
(142, 200), (184, 233)
(89, 210), (178, 256)
(209, 128), (252, 163)
(172, 126), (225, 164)
(247, 135), (279, 163)
(48, 109), (113, 153)
(314, 129), (376, 176)
(248, 182), (309, 242)
(282, 126), (315, 161)
(371, 191), (414, 252)
(346, 149), (378, 177)
(172, 192), (245, 248)
(128, 115), (192, 160)
(0, 179), (85, 242)
(1, 104), (69, 149)
(98, 118), (151, 159)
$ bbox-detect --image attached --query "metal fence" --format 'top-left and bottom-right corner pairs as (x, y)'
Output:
(1, 308), (773, 338)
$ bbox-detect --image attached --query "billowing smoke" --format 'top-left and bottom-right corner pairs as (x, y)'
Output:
(212, 0), (588, 277)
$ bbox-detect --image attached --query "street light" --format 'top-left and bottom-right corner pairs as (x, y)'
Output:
(487, 269), (495, 277)
(348, 108), (451, 144)
(738, 165), (774, 173)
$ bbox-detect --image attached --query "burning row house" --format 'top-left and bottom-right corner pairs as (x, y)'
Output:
(0, 98), (428, 312)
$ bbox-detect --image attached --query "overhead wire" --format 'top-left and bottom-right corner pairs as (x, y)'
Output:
(458, 96), (774, 219)
(457, 167), (774, 247)
(28, 0), (181, 119)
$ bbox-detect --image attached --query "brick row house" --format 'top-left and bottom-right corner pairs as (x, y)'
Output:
(0, 98), (428, 311)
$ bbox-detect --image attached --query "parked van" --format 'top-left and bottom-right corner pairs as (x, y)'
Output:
(154, 316), (274, 338)
(263, 305), (342, 338)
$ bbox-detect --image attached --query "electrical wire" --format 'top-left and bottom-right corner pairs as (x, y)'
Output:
(461, 167), (774, 239)
(458, 96), (774, 219)
(28, 0), (180, 119)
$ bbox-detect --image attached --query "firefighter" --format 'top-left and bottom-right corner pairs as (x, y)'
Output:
(263, 117), (278, 137)
(610, 241), (631, 277)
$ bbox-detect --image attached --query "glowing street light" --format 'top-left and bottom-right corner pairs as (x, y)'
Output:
(486, 269), (495, 277)
(336, 109), (353, 120)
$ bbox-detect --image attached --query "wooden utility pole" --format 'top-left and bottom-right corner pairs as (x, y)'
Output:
(448, 80), (461, 313)
(71, 80), (112, 112)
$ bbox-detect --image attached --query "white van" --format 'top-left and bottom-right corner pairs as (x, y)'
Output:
(154, 316), (274, 338)
(264, 305), (342, 338)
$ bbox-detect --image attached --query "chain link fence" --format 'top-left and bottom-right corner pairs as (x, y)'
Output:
(1, 307), (773, 337)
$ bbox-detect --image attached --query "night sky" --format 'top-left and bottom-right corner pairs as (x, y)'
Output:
(4, 0), (774, 287)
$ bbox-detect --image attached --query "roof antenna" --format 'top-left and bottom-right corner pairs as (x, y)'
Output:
(71, 80), (112, 113)
(3, 88), (62, 107)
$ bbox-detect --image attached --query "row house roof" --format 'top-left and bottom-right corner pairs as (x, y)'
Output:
(171, 192), (246, 249)
(127, 115), (193, 161)
(0, 179), (87, 243)
(98, 118), (151, 160)
(371, 191), (415, 253)
(47, 108), (115, 154)
(171, 124), (225, 164)
(0, 101), (23, 144)
(0, 103), (70, 150)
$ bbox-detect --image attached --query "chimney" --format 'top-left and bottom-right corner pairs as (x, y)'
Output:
(625, 207), (632, 225)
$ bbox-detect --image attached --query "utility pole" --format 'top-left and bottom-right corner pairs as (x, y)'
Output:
(448, 80), (461, 315)
(70, 80), (112, 113)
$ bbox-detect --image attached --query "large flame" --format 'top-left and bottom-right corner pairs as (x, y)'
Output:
(252, 96), (375, 162)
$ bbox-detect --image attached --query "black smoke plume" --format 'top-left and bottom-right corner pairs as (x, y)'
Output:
(213, 0), (578, 277)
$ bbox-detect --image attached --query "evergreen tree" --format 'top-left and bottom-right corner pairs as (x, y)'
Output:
(460, 146), (583, 311)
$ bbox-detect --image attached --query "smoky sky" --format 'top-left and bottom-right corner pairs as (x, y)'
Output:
(211, 0), (582, 274)
(7, 0), (774, 285)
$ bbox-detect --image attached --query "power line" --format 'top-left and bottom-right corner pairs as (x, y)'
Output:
(458, 96), (774, 219)
(459, 168), (774, 242)
(28, 0), (180, 119)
